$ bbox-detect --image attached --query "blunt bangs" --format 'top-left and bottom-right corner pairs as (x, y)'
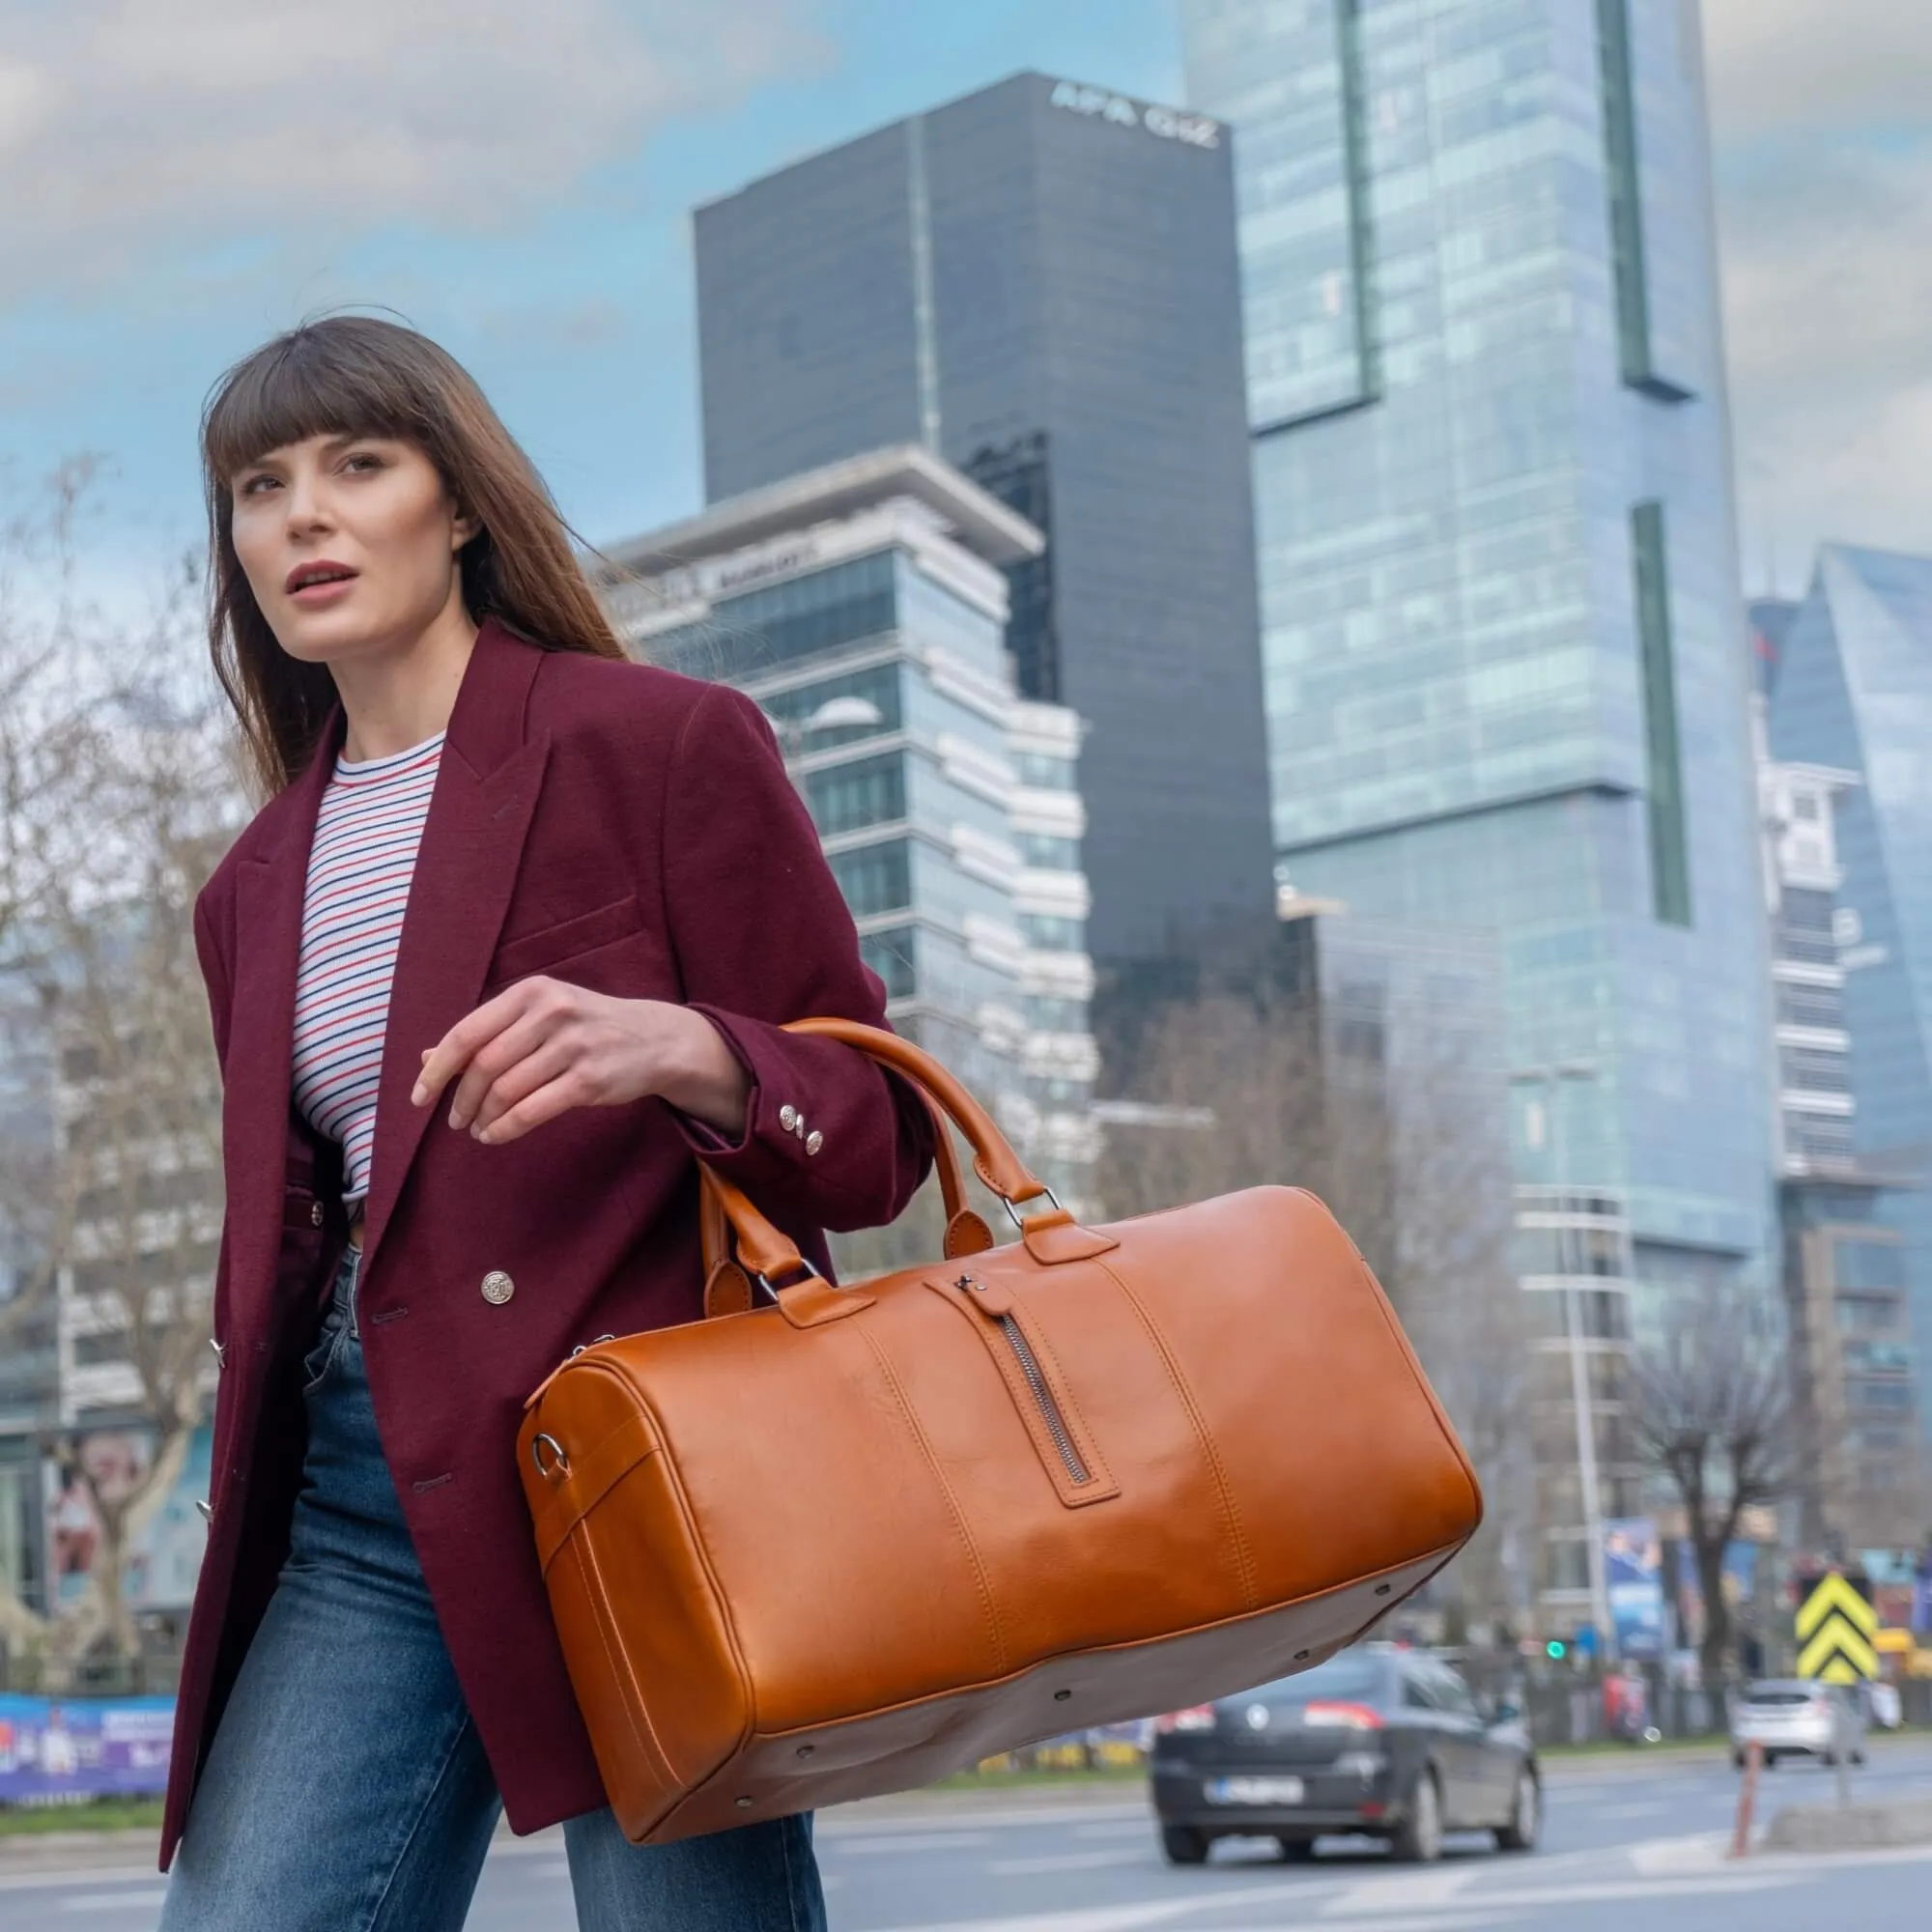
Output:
(202, 325), (426, 485)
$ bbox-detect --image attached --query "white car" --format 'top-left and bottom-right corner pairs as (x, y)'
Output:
(1730, 1680), (1865, 1768)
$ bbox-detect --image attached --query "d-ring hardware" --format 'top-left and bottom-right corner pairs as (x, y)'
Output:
(1002, 1185), (1065, 1232)
(531, 1433), (571, 1480)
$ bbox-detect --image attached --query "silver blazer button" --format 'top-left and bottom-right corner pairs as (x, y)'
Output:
(481, 1270), (515, 1306)
(778, 1105), (800, 1133)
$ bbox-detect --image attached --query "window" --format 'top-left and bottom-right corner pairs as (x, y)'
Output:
(1846, 1380), (1914, 1413)
(963, 433), (1061, 702)
(1019, 914), (1084, 952)
(1631, 501), (1691, 925)
(1596, 0), (1690, 400)
(805, 755), (905, 838)
(760, 663), (901, 747)
(1015, 752), (1076, 791)
(1793, 795), (1820, 822)
(1027, 996), (1084, 1033)
(657, 553), (897, 681)
(1017, 833), (1080, 871)
(1776, 982), (1844, 1030)
(1841, 1339), (1912, 1375)
(1779, 1046), (1850, 1094)
(1836, 1294), (1899, 1334)
(1834, 1240), (1905, 1292)
(859, 927), (916, 1001)
(827, 841), (910, 919)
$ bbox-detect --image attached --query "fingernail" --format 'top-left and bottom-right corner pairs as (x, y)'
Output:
(411, 1083), (427, 1106)
(448, 1108), (465, 1130)
(473, 1124), (493, 1145)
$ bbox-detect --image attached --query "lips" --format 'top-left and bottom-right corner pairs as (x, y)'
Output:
(285, 560), (358, 594)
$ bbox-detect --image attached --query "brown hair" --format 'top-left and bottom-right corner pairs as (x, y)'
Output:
(202, 314), (627, 796)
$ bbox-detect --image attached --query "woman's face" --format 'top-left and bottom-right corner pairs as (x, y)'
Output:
(229, 432), (478, 665)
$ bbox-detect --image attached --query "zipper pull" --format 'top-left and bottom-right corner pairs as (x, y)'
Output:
(952, 1271), (1014, 1318)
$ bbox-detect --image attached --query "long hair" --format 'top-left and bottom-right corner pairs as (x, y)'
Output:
(202, 315), (627, 796)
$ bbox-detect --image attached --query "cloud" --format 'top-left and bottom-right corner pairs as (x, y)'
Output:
(1703, 0), (1932, 569)
(0, 0), (827, 305)
(1702, 0), (1927, 142)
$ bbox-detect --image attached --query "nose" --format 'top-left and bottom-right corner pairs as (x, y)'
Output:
(282, 466), (333, 538)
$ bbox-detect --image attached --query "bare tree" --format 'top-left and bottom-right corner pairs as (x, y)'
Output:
(1096, 962), (1530, 1634)
(1627, 1284), (1796, 1689)
(0, 477), (239, 1667)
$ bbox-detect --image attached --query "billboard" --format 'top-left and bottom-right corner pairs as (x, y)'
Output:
(0, 1694), (173, 1801)
(1604, 1518), (1665, 1661)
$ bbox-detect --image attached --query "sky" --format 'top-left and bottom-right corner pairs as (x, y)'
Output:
(0, 0), (1924, 607)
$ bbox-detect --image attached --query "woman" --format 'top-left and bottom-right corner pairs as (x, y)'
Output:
(158, 316), (932, 1930)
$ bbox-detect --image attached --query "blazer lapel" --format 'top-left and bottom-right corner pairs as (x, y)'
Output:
(219, 721), (340, 1341)
(356, 622), (550, 1280)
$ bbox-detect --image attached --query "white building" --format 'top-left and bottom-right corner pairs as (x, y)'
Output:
(601, 446), (1100, 1208)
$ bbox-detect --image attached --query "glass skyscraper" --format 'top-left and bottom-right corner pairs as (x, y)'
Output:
(1184, 0), (1775, 1605)
(1183, 0), (1772, 1267)
(1765, 546), (1932, 1456)
(690, 72), (1275, 1003)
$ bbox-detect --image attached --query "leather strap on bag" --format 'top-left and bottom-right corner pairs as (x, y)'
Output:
(697, 1019), (1050, 1319)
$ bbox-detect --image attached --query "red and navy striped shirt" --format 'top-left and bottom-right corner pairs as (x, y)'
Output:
(292, 731), (445, 1208)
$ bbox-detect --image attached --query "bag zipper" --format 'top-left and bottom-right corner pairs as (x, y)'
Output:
(959, 1275), (1092, 1487)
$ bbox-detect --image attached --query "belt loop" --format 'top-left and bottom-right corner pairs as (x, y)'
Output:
(344, 1242), (362, 1342)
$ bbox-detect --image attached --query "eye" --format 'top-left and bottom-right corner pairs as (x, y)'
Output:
(236, 472), (279, 497)
(342, 449), (385, 475)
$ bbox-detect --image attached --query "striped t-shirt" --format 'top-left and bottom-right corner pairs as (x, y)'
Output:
(292, 731), (445, 1208)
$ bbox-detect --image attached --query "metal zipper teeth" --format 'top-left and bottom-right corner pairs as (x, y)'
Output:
(996, 1314), (1092, 1486)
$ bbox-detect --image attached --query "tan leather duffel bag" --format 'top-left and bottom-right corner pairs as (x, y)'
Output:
(517, 1019), (1481, 1844)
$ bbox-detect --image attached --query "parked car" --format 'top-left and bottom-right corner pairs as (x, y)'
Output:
(1729, 1679), (1866, 1768)
(1149, 1644), (1540, 1865)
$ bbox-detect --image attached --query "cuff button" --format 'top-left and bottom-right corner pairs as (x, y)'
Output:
(778, 1105), (800, 1133)
(805, 1130), (823, 1156)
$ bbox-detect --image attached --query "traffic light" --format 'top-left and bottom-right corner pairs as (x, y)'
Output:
(1545, 1638), (1567, 1661)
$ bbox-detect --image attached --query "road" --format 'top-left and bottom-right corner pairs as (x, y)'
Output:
(6, 1743), (1932, 1929)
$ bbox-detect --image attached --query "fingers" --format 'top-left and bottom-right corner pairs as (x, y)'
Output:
(469, 1065), (598, 1147)
(412, 988), (524, 1110)
(412, 980), (561, 1118)
(466, 1035), (582, 1142)
(444, 1002), (561, 1132)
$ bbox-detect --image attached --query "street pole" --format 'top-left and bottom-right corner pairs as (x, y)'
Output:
(1516, 1063), (1616, 1668)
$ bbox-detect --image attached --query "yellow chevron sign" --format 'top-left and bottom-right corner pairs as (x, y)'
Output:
(1795, 1572), (1879, 1684)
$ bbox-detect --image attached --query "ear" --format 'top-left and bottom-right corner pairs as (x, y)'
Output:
(451, 504), (484, 552)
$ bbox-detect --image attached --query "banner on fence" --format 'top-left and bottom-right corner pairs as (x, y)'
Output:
(0, 1694), (174, 1802)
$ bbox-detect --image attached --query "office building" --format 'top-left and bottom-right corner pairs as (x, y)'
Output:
(1765, 547), (1932, 1457)
(600, 445), (1098, 1211)
(1755, 726), (1925, 1555)
(1183, 0), (1776, 1605)
(691, 72), (1275, 1003)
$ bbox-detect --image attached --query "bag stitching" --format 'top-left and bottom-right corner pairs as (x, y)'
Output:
(569, 1529), (680, 1797)
(853, 1321), (1008, 1679)
(1093, 1256), (1260, 1613)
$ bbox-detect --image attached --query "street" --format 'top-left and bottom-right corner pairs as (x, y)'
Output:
(6, 1743), (1932, 1929)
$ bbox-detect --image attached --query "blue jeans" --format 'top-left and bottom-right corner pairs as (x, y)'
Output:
(160, 1249), (826, 1932)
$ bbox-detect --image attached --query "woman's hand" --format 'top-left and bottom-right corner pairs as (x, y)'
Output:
(411, 980), (752, 1145)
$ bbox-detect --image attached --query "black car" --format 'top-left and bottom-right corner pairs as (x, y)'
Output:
(1150, 1644), (1540, 1865)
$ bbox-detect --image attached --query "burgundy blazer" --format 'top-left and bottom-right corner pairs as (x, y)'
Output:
(160, 619), (933, 1867)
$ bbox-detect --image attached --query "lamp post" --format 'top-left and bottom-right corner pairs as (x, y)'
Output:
(1510, 1059), (1617, 1665)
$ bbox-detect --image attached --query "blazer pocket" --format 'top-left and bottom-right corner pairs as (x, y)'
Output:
(489, 893), (643, 986)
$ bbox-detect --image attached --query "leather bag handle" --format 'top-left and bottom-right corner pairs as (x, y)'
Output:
(696, 1018), (1047, 1312)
